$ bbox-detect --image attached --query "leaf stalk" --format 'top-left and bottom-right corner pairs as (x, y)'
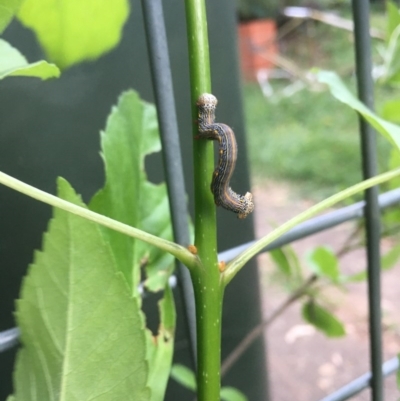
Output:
(222, 168), (400, 285)
(0, 171), (198, 270)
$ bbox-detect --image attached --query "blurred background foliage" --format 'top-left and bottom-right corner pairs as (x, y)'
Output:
(238, 0), (399, 198)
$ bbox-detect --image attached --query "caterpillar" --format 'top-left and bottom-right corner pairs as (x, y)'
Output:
(196, 93), (254, 219)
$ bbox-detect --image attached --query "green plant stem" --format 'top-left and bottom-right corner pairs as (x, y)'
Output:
(0, 171), (197, 269)
(223, 167), (400, 285)
(185, 0), (223, 400)
(185, 0), (215, 250)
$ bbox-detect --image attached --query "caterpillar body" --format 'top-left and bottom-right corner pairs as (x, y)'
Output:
(196, 93), (254, 219)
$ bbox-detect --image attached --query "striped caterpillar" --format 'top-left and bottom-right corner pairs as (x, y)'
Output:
(196, 93), (254, 219)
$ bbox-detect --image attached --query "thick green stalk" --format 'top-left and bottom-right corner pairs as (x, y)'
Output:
(184, 0), (223, 400)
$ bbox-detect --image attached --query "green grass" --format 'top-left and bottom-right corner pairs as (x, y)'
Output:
(242, 13), (393, 197)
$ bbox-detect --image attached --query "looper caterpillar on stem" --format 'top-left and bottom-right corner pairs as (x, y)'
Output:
(196, 93), (254, 219)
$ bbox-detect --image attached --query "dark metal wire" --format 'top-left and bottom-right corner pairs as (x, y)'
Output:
(318, 357), (399, 401)
(351, 3), (383, 400)
(140, 0), (197, 364)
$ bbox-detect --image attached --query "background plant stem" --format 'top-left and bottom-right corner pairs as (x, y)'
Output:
(223, 168), (400, 285)
(184, 0), (223, 400)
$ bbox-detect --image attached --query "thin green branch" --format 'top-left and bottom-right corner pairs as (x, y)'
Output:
(0, 171), (198, 270)
(222, 168), (400, 285)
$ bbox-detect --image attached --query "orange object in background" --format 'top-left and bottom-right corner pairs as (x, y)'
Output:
(238, 19), (278, 81)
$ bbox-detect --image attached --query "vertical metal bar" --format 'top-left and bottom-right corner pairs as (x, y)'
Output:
(351, 2), (383, 400)
(141, 0), (197, 364)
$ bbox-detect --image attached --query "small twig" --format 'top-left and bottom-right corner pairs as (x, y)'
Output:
(336, 223), (364, 258)
(220, 274), (317, 377)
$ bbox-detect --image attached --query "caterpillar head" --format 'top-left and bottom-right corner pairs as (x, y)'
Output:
(197, 93), (218, 126)
(197, 93), (218, 108)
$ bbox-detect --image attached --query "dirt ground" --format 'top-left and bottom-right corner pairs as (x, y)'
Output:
(253, 180), (400, 401)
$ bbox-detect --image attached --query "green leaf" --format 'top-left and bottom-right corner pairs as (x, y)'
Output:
(346, 270), (366, 282)
(380, 2), (400, 84)
(0, 39), (60, 80)
(382, 244), (400, 270)
(17, 0), (129, 69)
(382, 207), (400, 227)
(387, 1), (400, 39)
(12, 178), (150, 401)
(270, 245), (303, 282)
(381, 99), (400, 124)
(146, 285), (176, 401)
(302, 300), (346, 337)
(384, 26), (400, 85)
(6, 396), (15, 401)
(88, 90), (177, 400)
(388, 148), (400, 190)
(89, 90), (174, 293)
(306, 246), (339, 282)
(316, 71), (400, 151)
(270, 248), (291, 276)
(0, 0), (24, 34)
(346, 244), (400, 282)
(220, 387), (248, 401)
(170, 364), (197, 392)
